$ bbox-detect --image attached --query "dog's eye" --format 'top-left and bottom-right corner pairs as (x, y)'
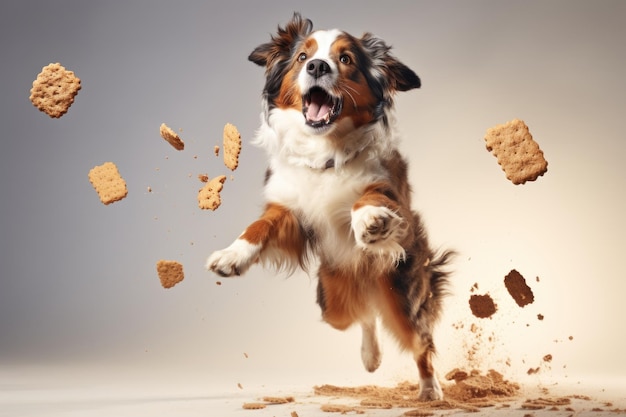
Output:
(297, 52), (307, 62)
(339, 54), (351, 65)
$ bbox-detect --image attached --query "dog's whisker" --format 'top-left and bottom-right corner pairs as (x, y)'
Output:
(338, 84), (358, 108)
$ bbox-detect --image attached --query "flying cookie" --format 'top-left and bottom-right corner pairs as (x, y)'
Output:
(484, 119), (548, 185)
(159, 123), (185, 151)
(198, 175), (227, 210)
(30, 63), (81, 118)
(156, 260), (185, 289)
(223, 123), (242, 170)
(88, 162), (128, 205)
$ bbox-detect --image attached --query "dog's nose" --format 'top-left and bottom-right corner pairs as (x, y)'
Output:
(306, 59), (331, 79)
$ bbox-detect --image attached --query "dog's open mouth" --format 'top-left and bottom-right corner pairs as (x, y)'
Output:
(303, 87), (342, 128)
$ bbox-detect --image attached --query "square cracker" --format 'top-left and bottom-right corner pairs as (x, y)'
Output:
(88, 162), (128, 205)
(156, 260), (184, 289)
(223, 123), (241, 170)
(198, 175), (227, 210)
(30, 63), (82, 118)
(484, 119), (548, 185)
(160, 123), (185, 151)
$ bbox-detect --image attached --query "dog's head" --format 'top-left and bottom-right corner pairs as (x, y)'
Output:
(249, 13), (420, 168)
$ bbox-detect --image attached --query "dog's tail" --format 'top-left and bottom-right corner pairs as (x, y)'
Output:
(428, 249), (456, 305)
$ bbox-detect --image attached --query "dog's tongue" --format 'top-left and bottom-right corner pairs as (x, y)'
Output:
(306, 90), (332, 122)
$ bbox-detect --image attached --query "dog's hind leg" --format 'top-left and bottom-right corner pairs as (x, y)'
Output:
(376, 272), (444, 401)
(413, 335), (443, 401)
(317, 270), (382, 373)
(360, 317), (381, 372)
(316, 266), (361, 331)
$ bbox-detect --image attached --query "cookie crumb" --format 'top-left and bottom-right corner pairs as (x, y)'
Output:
(469, 294), (497, 318)
(504, 269), (534, 307)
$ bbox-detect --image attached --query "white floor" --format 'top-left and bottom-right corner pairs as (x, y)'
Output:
(2, 366), (624, 417)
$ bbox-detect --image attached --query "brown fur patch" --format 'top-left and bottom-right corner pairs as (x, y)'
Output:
(240, 203), (309, 270)
(330, 35), (379, 128)
(376, 274), (420, 349)
(317, 265), (369, 330)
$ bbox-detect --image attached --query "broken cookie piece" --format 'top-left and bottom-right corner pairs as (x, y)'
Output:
(198, 175), (227, 210)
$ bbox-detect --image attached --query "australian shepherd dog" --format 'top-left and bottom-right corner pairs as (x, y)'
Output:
(206, 13), (454, 401)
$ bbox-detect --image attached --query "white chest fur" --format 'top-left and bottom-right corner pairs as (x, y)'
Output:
(264, 153), (387, 265)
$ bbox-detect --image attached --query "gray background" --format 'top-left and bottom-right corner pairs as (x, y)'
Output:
(1, 0), (625, 392)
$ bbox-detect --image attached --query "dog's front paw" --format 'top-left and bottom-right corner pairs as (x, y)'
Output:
(351, 205), (407, 257)
(205, 239), (261, 277)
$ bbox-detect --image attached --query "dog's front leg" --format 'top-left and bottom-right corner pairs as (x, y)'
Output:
(351, 182), (409, 263)
(206, 203), (304, 277)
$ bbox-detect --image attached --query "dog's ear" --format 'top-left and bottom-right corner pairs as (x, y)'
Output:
(360, 33), (421, 93)
(249, 12), (313, 69)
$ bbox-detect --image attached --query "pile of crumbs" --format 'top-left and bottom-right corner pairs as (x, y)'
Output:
(312, 369), (519, 414)
(242, 396), (295, 410)
(240, 374), (626, 415)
